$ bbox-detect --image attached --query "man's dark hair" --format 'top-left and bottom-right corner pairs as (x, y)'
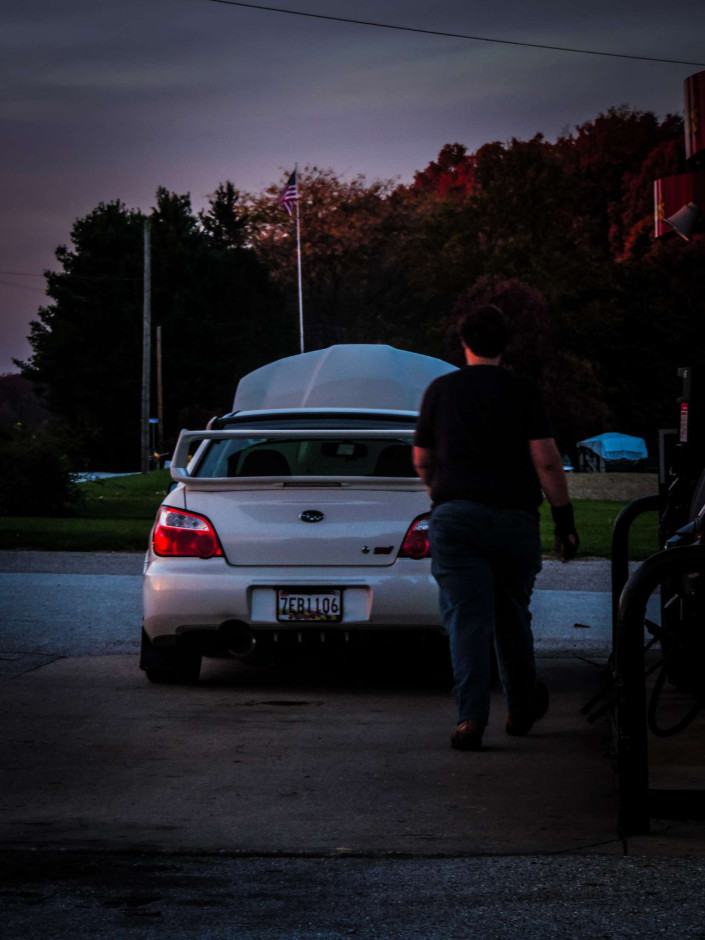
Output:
(457, 304), (509, 358)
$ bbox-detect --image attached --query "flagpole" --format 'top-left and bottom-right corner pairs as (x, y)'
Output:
(295, 176), (304, 354)
(276, 166), (304, 354)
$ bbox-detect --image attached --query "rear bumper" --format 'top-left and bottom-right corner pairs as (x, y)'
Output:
(142, 554), (443, 642)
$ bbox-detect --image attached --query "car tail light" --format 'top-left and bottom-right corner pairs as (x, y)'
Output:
(152, 507), (223, 558)
(399, 513), (431, 559)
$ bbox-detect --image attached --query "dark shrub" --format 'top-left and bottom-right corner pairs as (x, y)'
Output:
(0, 424), (82, 517)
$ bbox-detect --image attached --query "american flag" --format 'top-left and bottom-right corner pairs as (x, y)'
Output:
(277, 169), (298, 216)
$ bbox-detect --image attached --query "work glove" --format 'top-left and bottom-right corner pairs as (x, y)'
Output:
(551, 503), (579, 562)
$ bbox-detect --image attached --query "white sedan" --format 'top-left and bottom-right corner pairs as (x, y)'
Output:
(140, 345), (456, 683)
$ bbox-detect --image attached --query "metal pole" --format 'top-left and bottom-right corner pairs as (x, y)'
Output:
(610, 495), (662, 636)
(156, 324), (164, 463)
(141, 219), (151, 474)
(295, 194), (304, 354)
(615, 545), (705, 836)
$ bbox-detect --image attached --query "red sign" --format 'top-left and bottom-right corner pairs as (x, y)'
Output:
(680, 401), (689, 443)
(653, 172), (705, 237)
(685, 70), (705, 165)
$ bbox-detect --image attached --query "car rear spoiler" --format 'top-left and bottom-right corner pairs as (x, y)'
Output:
(170, 428), (424, 491)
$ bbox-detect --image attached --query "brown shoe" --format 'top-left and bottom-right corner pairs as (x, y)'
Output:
(450, 720), (485, 751)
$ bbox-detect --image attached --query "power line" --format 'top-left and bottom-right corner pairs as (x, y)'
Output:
(0, 269), (140, 283)
(0, 279), (46, 294)
(0, 270), (44, 278)
(204, 0), (705, 66)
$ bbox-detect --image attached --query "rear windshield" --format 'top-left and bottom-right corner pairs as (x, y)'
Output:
(193, 415), (417, 479)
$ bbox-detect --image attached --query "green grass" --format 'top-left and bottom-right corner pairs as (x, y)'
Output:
(0, 516), (155, 552)
(0, 470), (171, 552)
(540, 499), (660, 561)
(69, 469), (172, 519)
(0, 468), (662, 558)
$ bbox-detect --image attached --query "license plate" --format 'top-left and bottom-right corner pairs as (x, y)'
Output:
(277, 589), (343, 622)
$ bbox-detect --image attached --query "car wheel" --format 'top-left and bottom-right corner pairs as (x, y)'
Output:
(140, 629), (202, 684)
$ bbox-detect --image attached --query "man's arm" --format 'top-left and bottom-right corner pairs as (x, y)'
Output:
(529, 438), (579, 562)
(529, 438), (570, 507)
(412, 446), (436, 493)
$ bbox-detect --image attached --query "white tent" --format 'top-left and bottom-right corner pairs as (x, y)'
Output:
(232, 344), (457, 413)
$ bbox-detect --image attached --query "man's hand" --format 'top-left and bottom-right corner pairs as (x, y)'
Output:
(551, 503), (579, 563)
(412, 446), (436, 491)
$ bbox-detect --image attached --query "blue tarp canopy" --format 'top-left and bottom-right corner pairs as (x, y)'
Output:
(577, 432), (648, 462)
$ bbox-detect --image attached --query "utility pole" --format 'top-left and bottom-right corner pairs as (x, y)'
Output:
(141, 218), (151, 474)
(156, 324), (164, 464)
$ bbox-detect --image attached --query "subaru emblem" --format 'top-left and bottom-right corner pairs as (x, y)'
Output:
(299, 509), (325, 523)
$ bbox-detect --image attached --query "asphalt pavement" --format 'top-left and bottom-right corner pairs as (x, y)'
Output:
(1, 551), (705, 938)
(0, 552), (627, 679)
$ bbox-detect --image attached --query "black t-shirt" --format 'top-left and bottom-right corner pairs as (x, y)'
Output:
(414, 365), (553, 511)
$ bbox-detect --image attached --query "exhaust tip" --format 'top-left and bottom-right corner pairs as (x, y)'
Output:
(220, 620), (256, 657)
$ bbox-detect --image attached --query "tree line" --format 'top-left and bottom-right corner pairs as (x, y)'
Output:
(15, 105), (705, 473)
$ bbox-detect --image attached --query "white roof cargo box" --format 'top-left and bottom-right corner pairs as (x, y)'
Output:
(232, 344), (457, 413)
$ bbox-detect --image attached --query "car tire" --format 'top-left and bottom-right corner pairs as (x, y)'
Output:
(140, 629), (202, 684)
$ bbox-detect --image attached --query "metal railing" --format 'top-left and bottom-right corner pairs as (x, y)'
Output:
(614, 544), (705, 835)
(581, 490), (705, 835)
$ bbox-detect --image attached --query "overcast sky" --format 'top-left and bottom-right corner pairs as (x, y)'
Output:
(2, 0), (704, 374)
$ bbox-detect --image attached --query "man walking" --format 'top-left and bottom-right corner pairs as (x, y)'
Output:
(413, 304), (578, 751)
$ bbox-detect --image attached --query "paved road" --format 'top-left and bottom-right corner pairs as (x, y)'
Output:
(0, 552), (632, 679)
(2, 552), (703, 938)
(4, 851), (705, 939)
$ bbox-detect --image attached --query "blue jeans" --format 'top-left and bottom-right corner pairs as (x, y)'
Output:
(429, 500), (542, 724)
